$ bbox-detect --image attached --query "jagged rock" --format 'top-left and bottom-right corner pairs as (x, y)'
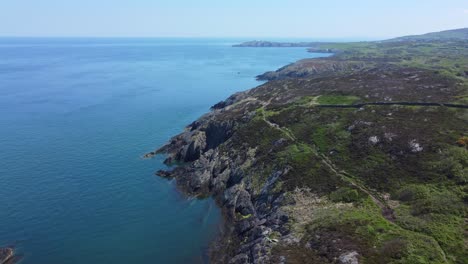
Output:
(205, 121), (235, 150)
(142, 151), (156, 158)
(237, 219), (254, 234)
(368, 136), (380, 145)
(338, 251), (359, 264)
(184, 132), (206, 162)
(273, 138), (288, 147)
(281, 234), (301, 246)
(229, 253), (250, 264)
(278, 256), (287, 264)
(409, 139), (423, 152)
(155, 170), (172, 178)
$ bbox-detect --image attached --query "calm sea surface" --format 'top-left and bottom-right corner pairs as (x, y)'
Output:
(0, 38), (328, 263)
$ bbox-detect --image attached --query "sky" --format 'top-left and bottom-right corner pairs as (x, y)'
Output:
(0, 0), (467, 39)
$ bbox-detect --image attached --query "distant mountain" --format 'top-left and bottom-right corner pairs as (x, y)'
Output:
(234, 28), (468, 48)
(385, 28), (468, 42)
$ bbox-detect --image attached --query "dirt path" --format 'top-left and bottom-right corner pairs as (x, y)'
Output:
(318, 154), (396, 221)
(258, 106), (296, 141)
(259, 99), (466, 223)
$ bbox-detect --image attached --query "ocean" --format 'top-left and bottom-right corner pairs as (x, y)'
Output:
(0, 38), (328, 263)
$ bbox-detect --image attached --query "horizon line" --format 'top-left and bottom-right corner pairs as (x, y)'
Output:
(0, 35), (389, 41)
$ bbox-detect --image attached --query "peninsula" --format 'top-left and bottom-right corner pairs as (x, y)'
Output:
(150, 28), (468, 264)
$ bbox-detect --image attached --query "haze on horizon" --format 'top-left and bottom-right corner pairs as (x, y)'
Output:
(1, 0), (467, 39)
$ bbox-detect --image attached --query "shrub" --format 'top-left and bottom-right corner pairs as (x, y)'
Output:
(380, 238), (407, 260)
(396, 185), (430, 202)
(411, 192), (465, 216)
(456, 136), (468, 148)
(330, 187), (362, 203)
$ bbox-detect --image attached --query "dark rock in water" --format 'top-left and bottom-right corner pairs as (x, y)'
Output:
(156, 170), (172, 178)
(142, 151), (156, 159)
(0, 248), (13, 264)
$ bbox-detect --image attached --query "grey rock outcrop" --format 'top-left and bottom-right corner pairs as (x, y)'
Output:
(338, 251), (360, 264)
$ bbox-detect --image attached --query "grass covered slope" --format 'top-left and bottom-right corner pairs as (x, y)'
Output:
(154, 30), (468, 264)
(387, 28), (468, 42)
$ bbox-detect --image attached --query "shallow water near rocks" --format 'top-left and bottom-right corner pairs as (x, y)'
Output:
(0, 38), (327, 263)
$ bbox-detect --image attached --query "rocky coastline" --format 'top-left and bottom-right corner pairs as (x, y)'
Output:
(153, 92), (294, 263)
(149, 29), (468, 264)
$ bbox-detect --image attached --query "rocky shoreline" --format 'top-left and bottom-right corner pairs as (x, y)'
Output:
(152, 94), (294, 263)
(149, 29), (467, 264)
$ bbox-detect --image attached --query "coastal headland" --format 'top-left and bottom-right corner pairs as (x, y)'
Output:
(149, 28), (468, 264)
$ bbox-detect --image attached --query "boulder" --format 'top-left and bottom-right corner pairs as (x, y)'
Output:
(338, 251), (359, 264)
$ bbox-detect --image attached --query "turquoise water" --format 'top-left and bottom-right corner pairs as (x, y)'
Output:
(0, 38), (327, 263)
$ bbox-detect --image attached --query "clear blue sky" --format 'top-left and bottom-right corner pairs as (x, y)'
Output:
(1, 0), (467, 38)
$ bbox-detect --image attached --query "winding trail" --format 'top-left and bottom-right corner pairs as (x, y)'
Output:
(259, 106), (393, 219)
(318, 154), (396, 221)
(258, 102), (297, 141)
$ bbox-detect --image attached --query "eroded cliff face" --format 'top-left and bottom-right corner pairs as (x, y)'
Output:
(154, 102), (291, 263)
(151, 40), (468, 264)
